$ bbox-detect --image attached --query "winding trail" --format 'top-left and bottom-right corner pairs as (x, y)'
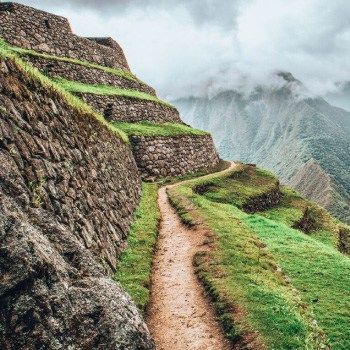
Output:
(146, 164), (235, 350)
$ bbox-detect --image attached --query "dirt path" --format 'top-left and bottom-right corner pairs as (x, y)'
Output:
(146, 164), (235, 350)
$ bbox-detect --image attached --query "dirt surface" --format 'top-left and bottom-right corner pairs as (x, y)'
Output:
(146, 166), (235, 350)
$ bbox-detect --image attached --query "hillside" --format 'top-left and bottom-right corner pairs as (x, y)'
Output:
(0, 3), (219, 349)
(174, 78), (350, 224)
(167, 164), (350, 349)
(0, 3), (349, 350)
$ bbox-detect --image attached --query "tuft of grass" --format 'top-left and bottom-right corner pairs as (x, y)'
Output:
(54, 77), (175, 108)
(0, 39), (129, 143)
(167, 164), (350, 349)
(167, 188), (196, 227)
(114, 121), (208, 138)
(8, 43), (140, 83)
(115, 183), (161, 313)
(29, 174), (46, 208)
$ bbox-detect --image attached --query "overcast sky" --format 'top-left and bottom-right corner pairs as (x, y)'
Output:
(16, 0), (350, 102)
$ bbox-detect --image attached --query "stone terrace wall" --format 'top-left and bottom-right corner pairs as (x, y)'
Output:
(23, 55), (156, 96)
(80, 93), (182, 124)
(131, 134), (220, 178)
(0, 58), (141, 273)
(0, 58), (154, 349)
(0, 2), (130, 70)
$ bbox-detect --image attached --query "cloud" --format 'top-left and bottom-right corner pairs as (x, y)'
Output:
(16, 0), (350, 102)
(20, 0), (242, 28)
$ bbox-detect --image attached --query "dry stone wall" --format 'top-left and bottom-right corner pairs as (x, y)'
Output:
(22, 55), (157, 96)
(131, 134), (220, 178)
(0, 2), (129, 70)
(0, 58), (141, 272)
(80, 93), (182, 124)
(0, 57), (155, 349)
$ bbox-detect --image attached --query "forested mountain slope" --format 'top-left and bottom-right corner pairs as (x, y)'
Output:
(175, 78), (350, 223)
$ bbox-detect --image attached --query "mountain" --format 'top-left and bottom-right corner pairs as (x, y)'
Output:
(325, 82), (350, 112)
(174, 75), (350, 224)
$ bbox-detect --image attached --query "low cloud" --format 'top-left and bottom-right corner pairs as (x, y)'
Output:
(17, 0), (350, 101)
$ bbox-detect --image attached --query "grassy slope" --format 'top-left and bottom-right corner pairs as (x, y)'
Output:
(115, 183), (160, 313)
(168, 164), (350, 349)
(114, 121), (208, 137)
(243, 214), (350, 350)
(9, 44), (139, 82)
(197, 164), (279, 209)
(54, 77), (174, 108)
(0, 39), (129, 143)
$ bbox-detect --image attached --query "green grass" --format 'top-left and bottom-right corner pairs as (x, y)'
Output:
(262, 186), (341, 250)
(243, 214), (350, 350)
(8, 43), (140, 83)
(167, 165), (350, 349)
(54, 77), (175, 108)
(191, 164), (279, 209)
(115, 183), (160, 313)
(0, 39), (129, 143)
(114, 121), (208, 138)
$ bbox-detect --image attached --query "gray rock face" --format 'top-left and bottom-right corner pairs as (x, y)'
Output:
(0, 58), (154, 349)
(0, 195), (153, 350)
(0, 58), (141, 273)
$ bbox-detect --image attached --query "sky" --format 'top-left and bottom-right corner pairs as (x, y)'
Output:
(16, 0), (350, 104)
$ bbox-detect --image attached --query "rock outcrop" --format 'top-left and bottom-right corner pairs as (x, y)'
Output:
(243, 185), (282, 213)
(0, 58), (153, 349)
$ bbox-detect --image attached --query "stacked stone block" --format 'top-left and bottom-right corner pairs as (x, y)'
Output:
(0, 2), (129, 70)
(80, 93), (182, 124)
(131, 134), (220, 178)
(22, 55), (157, 96)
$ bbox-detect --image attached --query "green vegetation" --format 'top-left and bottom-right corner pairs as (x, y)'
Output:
(114, 121), (207, 138)
(115, 183), (160, 313)
(0, 39), (129, 143)
(54, 77), (174, 108)
(243, 214), (350, 350)
(29, 173), (46, 208)
(192, 163), (279, 209)
(9, 43), (140, 83)
(168, 164), (350, 349)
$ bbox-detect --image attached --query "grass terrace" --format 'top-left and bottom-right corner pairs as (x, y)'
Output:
(193, 163), (279, 209)
(115, 183), (160, 313)
(0, 39), (129, 143)
(8, 44), (140, 83)
(167, 164), (350, 349)
(113, 121), (208, 138)
(54, 77), (175, 108)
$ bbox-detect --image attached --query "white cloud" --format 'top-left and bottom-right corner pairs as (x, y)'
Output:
(16, 0), (350, 101)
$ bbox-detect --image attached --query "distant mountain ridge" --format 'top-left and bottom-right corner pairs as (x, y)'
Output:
(174, 76), (350, 223)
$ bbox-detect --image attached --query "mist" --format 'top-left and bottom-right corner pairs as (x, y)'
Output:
(16, 0), (350, 106)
